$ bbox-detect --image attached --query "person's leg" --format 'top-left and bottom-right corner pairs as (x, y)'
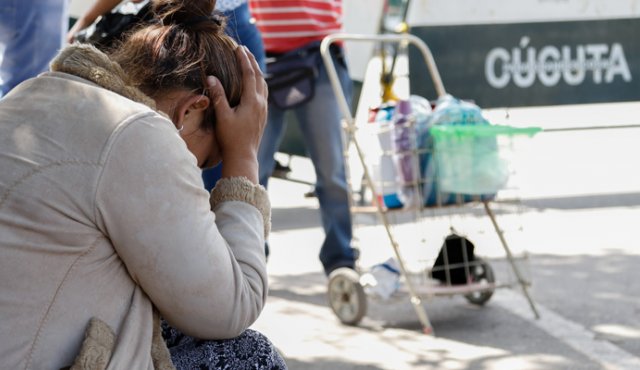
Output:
(256, 103), (287, 257)
(294, 46), (355, 275)
(223, 2), (266, 72)
(257, 104), (287, 188)
(162, 320), (287, 369)
(202, 163), (223, 191)
(202, 2), (266, 191)
(0, 0), (67, 97)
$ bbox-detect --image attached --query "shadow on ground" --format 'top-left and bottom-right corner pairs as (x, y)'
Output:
(267, 251), (640, 368)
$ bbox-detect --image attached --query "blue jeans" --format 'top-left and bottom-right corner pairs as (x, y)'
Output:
(202, 2), (266, 191)
(221, 2), (265, 72)
(258, 46), (355, 275)
(0, 0), (68, 97)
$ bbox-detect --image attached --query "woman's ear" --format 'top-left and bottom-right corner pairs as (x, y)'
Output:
(188, 94), (211, 112)
(173, 93), (211, 128)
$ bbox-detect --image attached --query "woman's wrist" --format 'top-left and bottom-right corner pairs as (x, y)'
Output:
(220, 157), (259, 184)
(209, 177), (271, 237)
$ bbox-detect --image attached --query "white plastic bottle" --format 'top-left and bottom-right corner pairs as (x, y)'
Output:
(375, 104), (404, 209)
(393, 99), (419, 208)
(363, 257), (401, 300)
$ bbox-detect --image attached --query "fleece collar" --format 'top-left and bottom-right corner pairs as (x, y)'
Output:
(50, 44), (156, 110)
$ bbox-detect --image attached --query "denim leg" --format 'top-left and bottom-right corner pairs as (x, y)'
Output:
(293, 50), (355, 275)
(202, 164), (223, 191)
(0, 0), (67, 97)
(257, 103), (288, 188)
(223, 2), (266, 73)
(256, 94), (288, 258)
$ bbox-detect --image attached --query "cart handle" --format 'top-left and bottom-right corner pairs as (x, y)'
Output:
(320, 33), (447, 125)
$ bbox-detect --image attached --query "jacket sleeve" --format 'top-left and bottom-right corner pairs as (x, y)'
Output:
(94, 113), (269, 339)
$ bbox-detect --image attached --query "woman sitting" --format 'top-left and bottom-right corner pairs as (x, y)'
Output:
(0, 0), (285, 368)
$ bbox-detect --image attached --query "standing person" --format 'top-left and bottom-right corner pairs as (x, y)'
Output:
(250, 0), (356, 275)
(0, 0), (286, 368)
(0, 0), (68, 97)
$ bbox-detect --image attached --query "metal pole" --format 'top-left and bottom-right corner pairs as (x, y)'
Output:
(483, 201), (540, 319)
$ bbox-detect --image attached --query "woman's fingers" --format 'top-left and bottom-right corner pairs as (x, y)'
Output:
(206, 76), (230, 122)
(237, 46), (268, 102)
(236, 46), (257, 99)
(243, 46), (267, 97)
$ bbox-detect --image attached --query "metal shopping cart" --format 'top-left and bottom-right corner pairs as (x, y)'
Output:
(320, 33), (541, 335)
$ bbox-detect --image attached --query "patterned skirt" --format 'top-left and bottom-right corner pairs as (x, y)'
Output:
(162, 320), (288, 370)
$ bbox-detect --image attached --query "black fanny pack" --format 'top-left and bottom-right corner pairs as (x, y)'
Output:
(265, 42), (322, 110)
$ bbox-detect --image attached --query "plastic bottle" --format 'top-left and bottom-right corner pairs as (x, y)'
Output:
(363, 257), (401, 300)
(374, 104), (404, 209)
(407, 95), (434, 205)
(392, 99), (418, 208)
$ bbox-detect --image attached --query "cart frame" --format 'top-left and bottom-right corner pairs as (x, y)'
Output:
(320, 33), (540, 335)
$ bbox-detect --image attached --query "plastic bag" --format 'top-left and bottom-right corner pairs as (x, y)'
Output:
(418, 95), (502, 200)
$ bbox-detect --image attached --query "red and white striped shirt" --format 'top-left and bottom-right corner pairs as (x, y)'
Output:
(249, 0), (343, 53)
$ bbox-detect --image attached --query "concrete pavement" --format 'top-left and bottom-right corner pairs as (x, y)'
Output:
(250, 103), (640, 370)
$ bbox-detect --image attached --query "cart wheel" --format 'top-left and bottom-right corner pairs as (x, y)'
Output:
(327, 267), (367, 325)
(464, 257), (496, 306)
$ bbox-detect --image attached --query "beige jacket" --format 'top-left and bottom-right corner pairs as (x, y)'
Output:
(0, 44), (270, 370)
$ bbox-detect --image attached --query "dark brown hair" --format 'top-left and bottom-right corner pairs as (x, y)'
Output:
(110, 0), (241, 130)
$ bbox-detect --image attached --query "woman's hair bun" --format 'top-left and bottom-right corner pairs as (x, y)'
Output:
(152, 0), (217, 27)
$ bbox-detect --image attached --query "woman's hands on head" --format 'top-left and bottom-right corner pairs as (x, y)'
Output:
(207, 46), (268, 184)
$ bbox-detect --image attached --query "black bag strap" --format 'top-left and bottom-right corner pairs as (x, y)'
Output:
(266, 41), (322, 70)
